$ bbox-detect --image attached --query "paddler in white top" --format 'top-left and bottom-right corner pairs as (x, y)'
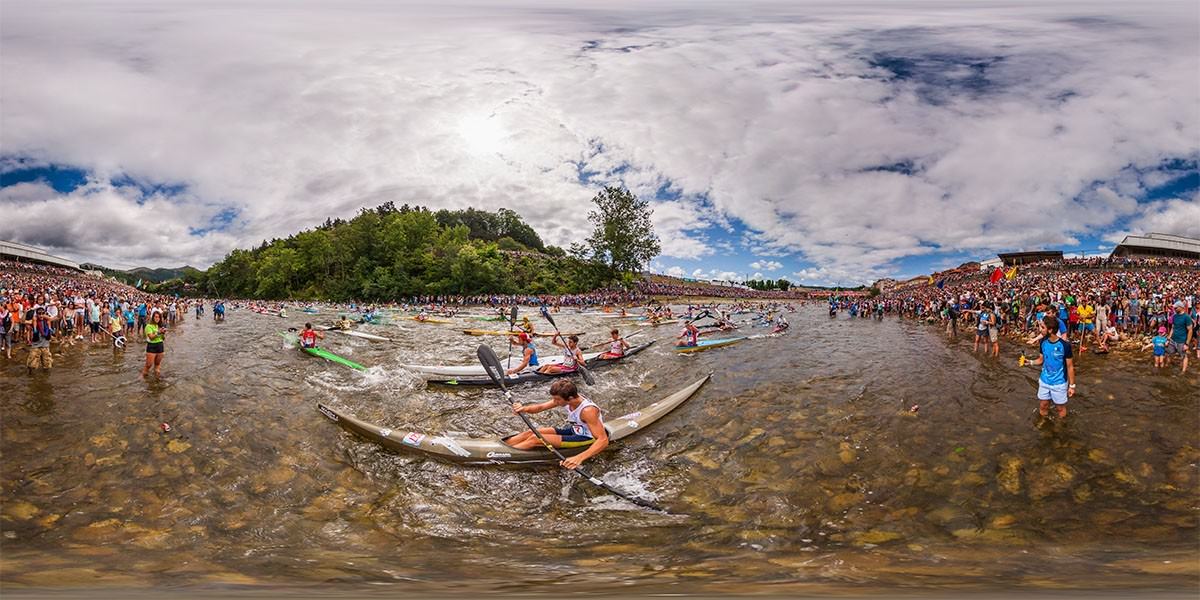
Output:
(508, 380), (607, 469)
(537, 334), (585, 374)
(598, 328), (629, 359)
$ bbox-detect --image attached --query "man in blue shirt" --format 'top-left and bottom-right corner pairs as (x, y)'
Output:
(1027, 314), (1076, 419)
(1165, 301), (1192, 374)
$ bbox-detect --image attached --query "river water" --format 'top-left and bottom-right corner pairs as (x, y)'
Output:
(2, 305), (1197, 597)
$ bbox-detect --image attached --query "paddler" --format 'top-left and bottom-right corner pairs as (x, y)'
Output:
(507, 380), (607, 469)
(520, 315), (534, 335)
(598, 328), (630, 359)
(505, 332), (540, 375)
(677, 321), (700, 347)
(300, 323), (324, 349)
(335, 315), (352, 330)
(772, 315), (789, 334)
(538, 334), (586, 375)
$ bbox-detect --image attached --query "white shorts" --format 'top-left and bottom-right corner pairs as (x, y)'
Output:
(1037, 381), (1069, 405)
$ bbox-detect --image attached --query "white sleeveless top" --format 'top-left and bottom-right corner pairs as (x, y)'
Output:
(565, 398), (602, 438)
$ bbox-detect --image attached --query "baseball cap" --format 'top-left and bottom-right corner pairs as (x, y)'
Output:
(1174, 301), (1185, 308)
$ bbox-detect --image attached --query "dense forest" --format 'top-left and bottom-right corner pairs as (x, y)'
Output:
(164, 201), (631, 300)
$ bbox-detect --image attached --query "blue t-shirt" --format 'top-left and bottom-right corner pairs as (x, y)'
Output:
(1152, 335), (1167, 356)
(1056, 307), (1069, 334)
(1170, 313), (1192, 344)
(137, 304), (147, 317)
(1039, 337), (1073, 386)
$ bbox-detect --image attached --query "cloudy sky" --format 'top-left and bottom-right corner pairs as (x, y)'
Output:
(1, 0), (1197, 284)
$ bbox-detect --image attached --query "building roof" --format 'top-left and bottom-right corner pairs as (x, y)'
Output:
(0, 240), (81, 270)
(1110, 233), (1200, 258)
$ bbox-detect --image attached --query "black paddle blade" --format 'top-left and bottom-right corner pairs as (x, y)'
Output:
(476, 345), (508, 392)
(540, 304), (556, 328)
(578, 364), (596, 386)
(509, 306), (518, 326)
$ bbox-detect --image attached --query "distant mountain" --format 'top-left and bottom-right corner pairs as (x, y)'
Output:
(125, 266), (201, 283)
(80, 263), (201, 284)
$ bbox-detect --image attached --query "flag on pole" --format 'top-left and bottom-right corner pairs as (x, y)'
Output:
(936, 278), (946, 290)
(135, 278), (143, 289)
(989, 267), (1003, 284)
(928, 275), (935, 285)
(1005, 266), (1018, 280)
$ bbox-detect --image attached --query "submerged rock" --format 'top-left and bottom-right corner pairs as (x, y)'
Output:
(997, 456), (1023, 495)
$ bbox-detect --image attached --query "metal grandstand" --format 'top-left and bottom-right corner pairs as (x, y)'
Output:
(0, 240), (81, 270)
(1109, 233), (1200, 259)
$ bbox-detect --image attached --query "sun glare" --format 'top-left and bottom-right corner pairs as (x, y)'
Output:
(458, 115), (505, 155)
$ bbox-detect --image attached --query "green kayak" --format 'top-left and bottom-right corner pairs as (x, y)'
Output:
(281, 332), (367, 370)
(303, 347), (367, 371)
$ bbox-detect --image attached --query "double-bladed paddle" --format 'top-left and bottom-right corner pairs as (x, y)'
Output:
(585, 328), (646, 351)
(505, 305), (519, 369)
(476, 344), (665, 513)
(540, 305), (595, 385)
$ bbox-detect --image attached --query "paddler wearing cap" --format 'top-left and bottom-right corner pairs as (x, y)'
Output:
(505, 332), (540, 375)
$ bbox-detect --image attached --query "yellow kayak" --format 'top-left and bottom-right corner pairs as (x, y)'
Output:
(404, 316), (455, 324)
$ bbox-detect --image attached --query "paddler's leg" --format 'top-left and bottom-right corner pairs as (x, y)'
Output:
(504, 428), (563, 450)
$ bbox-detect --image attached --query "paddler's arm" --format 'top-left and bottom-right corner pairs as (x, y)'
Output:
(560, 407), (607, 470)
(506, 347), (533, 375)
(511, 398), (560, 415)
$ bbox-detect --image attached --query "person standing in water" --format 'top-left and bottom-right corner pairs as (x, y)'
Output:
(1025, 314), (1075, 419)
(141, 311), (166, 378)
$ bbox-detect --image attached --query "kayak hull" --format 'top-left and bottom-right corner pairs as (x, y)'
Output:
(403, 351), (603, 378)
(338, 330), (391, 342)
(318, 372), (711, 465)
(303, 347), (367, 370)
(426, 342), (654, 386)
(674, 337), (746, 353)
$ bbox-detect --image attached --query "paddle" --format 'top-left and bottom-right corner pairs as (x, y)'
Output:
(505, 305), (518, 369)
(585, 328), (645, 351)
(476, 345), (665, 513)
(540, 305), (595, 385)
(102, 326), (126, 349)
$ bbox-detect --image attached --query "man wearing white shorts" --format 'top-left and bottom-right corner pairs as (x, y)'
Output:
(1026, 314), (1076, 419)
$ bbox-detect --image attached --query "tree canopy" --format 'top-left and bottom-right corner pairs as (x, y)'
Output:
(583, 186), (661, 282)
(180, 204), (607, 300)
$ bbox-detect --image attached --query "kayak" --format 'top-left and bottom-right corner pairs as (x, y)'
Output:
(648, 319), (680, 326)
(469, 315), (509, 322)
(303, 347), (367, 370)
(427, 342), (654, 386)
(402, 351), (603, 378)
(461, 329), (585, 337)
(337, 330), (391, 342)
(403, 316), (455, 324)
(674, 337), (747, 353)
(317, 371), (711, 465)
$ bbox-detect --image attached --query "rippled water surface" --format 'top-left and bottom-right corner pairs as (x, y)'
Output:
(2, 305), (1197, 596)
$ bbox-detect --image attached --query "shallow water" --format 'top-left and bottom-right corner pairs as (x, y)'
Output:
(1, 306), (1197, 596)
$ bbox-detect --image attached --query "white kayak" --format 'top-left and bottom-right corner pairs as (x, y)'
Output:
(403, 351), (603, 378)
(337, 329), (391, 342)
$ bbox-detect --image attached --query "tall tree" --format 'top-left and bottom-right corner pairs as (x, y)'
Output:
(584, 186), (661, 282)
